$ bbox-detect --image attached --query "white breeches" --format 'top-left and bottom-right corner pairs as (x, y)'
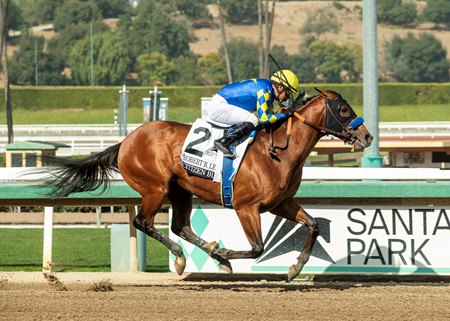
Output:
(206, 94), (259, 127)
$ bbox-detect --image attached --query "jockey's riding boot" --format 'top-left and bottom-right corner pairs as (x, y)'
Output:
(214, 122), (256, 158)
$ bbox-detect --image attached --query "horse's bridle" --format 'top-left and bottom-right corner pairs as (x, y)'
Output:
(268, 94), (364, 159)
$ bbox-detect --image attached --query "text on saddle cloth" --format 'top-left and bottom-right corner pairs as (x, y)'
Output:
(180, 118), (250, 183)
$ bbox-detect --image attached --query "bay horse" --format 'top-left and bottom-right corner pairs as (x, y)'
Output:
(45, 88), (373, 280)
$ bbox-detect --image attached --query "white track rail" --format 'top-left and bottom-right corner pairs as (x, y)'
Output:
(1, 122), (450, 155)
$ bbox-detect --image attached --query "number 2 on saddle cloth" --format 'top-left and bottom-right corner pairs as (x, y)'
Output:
(180, 118), (255, 208)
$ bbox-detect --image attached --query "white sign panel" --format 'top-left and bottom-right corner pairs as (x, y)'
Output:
(169, 205), (450, 275)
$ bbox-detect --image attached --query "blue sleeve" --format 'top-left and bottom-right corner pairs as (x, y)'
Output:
(256, 88), (287, 125)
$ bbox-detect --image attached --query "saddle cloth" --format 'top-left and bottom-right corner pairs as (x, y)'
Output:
(181, 118), (250, 183)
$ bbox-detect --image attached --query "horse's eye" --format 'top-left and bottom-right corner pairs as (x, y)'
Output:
(339, 105), (350, 117)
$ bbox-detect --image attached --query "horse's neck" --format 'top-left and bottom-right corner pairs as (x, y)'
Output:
(285, 101), (325, 165)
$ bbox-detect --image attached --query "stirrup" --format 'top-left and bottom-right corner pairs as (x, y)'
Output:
(214, 141), (236, 159)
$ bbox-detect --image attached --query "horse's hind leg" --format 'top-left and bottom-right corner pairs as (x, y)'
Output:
(133, 192), (186, 275)
(168, 181), (233, 273)
(270, 199), (319, 281)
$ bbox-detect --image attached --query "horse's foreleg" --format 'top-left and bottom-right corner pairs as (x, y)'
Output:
(270, 199), (319, 281)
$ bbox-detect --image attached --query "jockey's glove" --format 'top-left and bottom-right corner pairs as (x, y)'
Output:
(247, 129), (257, 145)
(281, 106), (296, 117)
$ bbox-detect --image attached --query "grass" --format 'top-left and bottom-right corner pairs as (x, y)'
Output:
(0, 228), (170, 272)
(8, 103), (450, 125)
(378, 104), (450, 122)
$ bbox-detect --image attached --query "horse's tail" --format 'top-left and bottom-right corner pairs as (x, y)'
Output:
(44, 143), (121, 198)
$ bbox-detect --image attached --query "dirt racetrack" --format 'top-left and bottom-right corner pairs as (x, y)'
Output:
(1, 272), (449, 321)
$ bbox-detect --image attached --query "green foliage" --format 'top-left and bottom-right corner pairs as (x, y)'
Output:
(6, 0), (29, 32)
(421, 0), (450, 27)
(308, 41), (362, 83)
(221, 0), (258, 25)
(198, 52), (227, 85)
(137, 52), (176, 86)
(96, 34), (132, 85)
(9, 33), (69, 85)
(53, 0), (102, 31)
(2, 83), (448, 112)
(2, 84), (449, 124)
(171, 55), (204, 86)
(19, 0), (63, 26)
(388, 3), (416, 26)
(68, 28), (131, 85)
(383, 33), (450, 82)
(132, 0), (191, 59)
(162, 0), (211, 21)
(377, 0), (416, 26)
(300, 8), (342, 41)
(69, 33), (101, 85)
(47, 21), (108, 67)
(0, 86), (221, 111)
(95, 0), (131, 19)
(222, 38), (259, 81)
(269, 45), (317, 84)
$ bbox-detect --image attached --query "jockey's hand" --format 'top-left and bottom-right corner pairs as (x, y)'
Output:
(281, 106), (295, 117)
(247, 129), (257, 145)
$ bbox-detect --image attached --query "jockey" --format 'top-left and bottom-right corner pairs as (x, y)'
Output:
(207, 69), (300, 158)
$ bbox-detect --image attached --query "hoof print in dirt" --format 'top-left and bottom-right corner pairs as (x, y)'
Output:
(43, 271), (68, 291)
(88, 280), (113, 292)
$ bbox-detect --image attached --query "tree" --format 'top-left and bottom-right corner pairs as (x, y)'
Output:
(69, 31), (132, 85)
(0, 0), (8, 57)
(136, 51), (176, 86)
(269, 45), (317, 84)
(131, 1), (191, 59)
(221, 0), (258, 25)
(421, 0), (450, 28)
(377, 0), (416, 26)
(172, 55), (203, 86)
(19, 0), (63, 26)
(47, 21), (108, 75)
(387, 3), (416, 26)
(308, 40), (362, 83)
(53, 0), (101, 31)
(94, 0), (131, 19)
(95, 33), (132, 85)
(198, 52), (227, 85)
(161, 0), (211, 21)
(300, 8), (342, 41)
(6, 0), (28, 33)
(68, 32), (101, 85)
(9, 33), (69, 85)
(383, 32), (450, 82)
(221, 38), (259, 81)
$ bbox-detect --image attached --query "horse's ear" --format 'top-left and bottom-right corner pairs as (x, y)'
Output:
(314, 87), (327, 97)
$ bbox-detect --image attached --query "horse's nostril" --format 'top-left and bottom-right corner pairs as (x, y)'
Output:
(366, 134), (373, 143)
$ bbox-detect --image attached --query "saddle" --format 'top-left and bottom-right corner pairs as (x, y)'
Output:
(181, 118), (253, 207)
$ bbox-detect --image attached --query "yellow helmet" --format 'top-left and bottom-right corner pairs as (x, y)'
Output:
(270, 70), (299, 93)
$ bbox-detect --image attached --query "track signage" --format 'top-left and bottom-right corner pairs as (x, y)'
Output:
(169, 205), (450, 275)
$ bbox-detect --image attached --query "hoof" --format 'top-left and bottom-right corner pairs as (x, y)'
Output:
(218, 260), (233, 274)
(287, 264), (299, 281)
(174, 255), (186, 275)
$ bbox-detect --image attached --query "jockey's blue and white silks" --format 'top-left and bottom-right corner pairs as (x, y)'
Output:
(208, 79), (288, 127)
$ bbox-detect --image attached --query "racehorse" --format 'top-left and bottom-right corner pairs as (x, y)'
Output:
(45, 88), (373, 281)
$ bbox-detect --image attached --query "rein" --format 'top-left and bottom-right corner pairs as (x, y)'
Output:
(268, 97), (358, 159)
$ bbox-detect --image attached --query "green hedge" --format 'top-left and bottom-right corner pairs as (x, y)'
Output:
(1, 83), (449, 110)
(302, 83), (450, 106)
